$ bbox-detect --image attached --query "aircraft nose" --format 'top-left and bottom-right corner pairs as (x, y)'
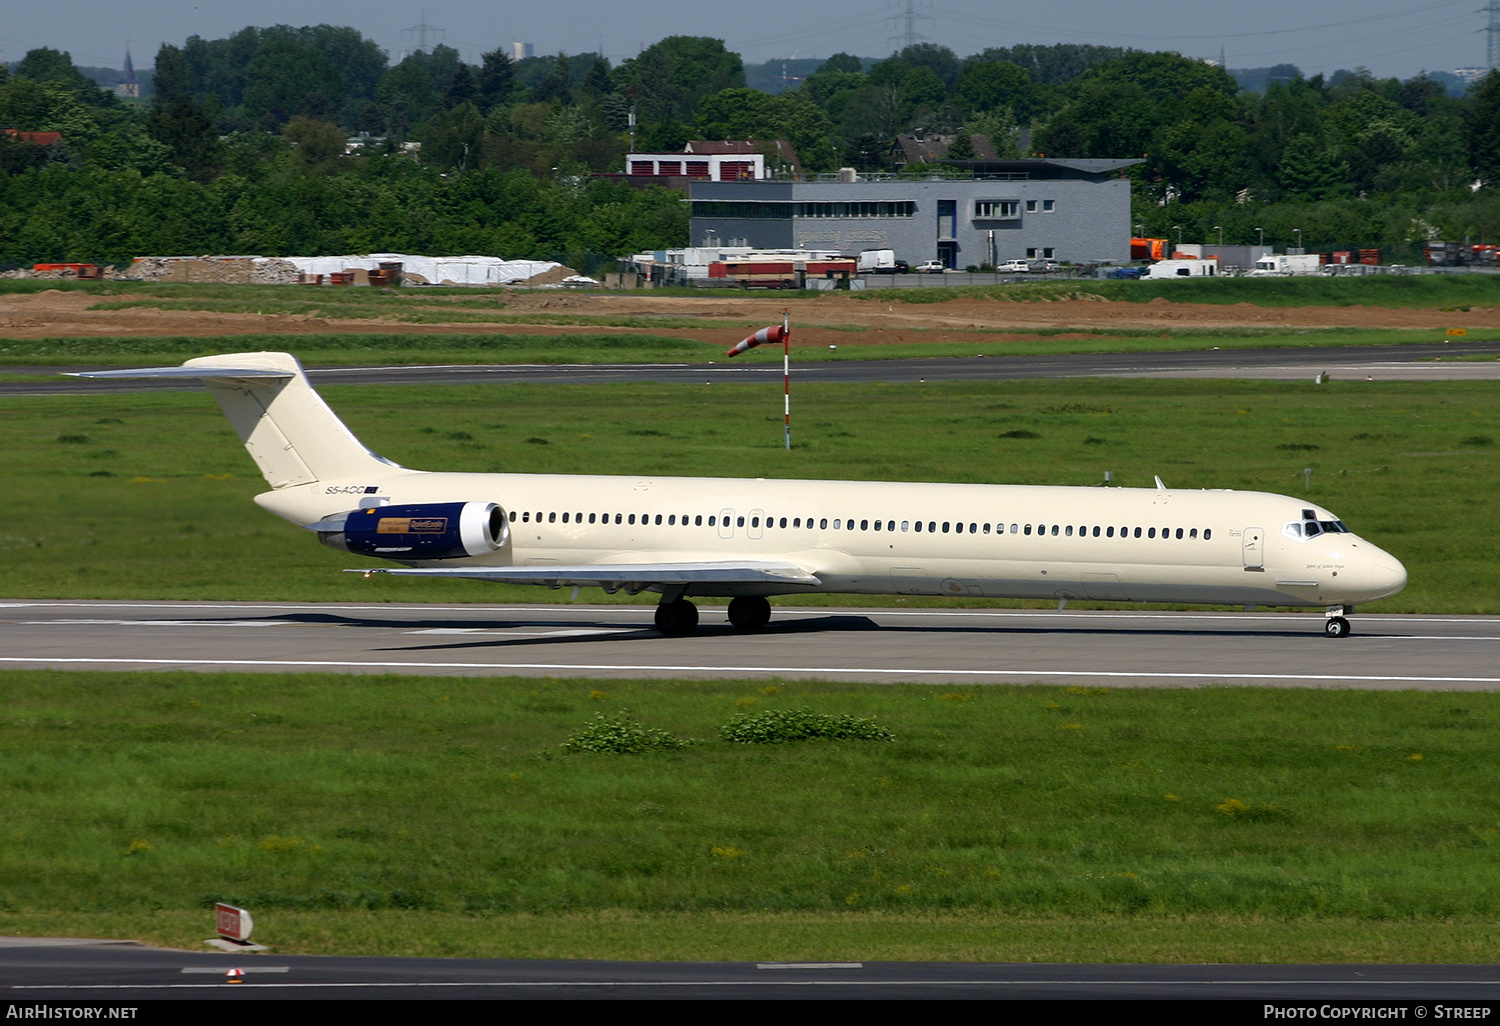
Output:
(1367, 551), (1407, 600)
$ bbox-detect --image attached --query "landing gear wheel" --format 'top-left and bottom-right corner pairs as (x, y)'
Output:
(1324, 616), (1351, 638)
(727, 596), (772, 631)
(654, 599), (699, 636)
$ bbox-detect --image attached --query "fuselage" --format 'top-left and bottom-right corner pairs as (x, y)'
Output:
(259, 469), (1408, 609)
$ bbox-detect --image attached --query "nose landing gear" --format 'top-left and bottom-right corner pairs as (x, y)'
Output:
(1324, 605), (1353, 638)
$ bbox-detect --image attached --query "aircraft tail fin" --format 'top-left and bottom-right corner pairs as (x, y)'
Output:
(75, 352), (398, 489)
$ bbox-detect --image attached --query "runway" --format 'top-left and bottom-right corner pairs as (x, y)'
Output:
(6, 339), (1500, 396)
(3, 600), (1498, 688)
(6, 937), (1500, 1001)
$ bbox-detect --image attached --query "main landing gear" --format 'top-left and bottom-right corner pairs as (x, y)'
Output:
(654, 598), (698, 636)
(1324, 605), (1353, 638)
(653, 595), (774, 636)
(727, 596), (772, 631)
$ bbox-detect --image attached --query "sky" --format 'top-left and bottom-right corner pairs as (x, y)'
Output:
(0, 0), (1490, 81)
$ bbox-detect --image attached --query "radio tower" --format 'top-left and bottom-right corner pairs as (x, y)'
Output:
(887, 0), (934, 52)
(1488, 0), (1500, 69)
(401, 7), (445, 56)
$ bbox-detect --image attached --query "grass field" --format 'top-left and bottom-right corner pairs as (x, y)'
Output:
(3, 377), (1495, 610)
(4, 367), (1498, 962)
(4, 671), (1500, 961)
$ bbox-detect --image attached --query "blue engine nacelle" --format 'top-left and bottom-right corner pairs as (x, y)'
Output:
(319, 501), (508, 560)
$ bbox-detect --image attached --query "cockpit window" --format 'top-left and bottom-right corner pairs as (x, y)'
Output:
(1284, 518), (1350, 541)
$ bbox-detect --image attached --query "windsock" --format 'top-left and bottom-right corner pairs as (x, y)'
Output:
(727, 324), (788, 357)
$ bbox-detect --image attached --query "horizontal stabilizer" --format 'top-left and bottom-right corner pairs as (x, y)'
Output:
(70, 366), (295, 380)
(349, 560), (821, 592)
(68, 352), (397, 489)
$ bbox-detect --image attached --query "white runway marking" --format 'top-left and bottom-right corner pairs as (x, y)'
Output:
(21, 619), (290, 628)
(407, 628), (629, 638)
(2, 655), (1499, 686)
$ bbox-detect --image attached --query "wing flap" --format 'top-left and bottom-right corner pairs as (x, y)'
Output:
(348, 560), (821, 591)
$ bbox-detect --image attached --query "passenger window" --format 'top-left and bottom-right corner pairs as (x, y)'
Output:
(1065, 526), (1073, 537)
(902, 521), (910, 532)
(751, 517), (759, 528)
(1024, 524), (1032, 536)
(668, 515), (675, 525)
(738, 516), (746, 527)
(983, 523), (991, 534)
(614, 514), (622, 525)
(1204, 528), (1212, 540)
(781, 518), (788, 528)
(873, 520), (882, 531)
(1092, 526), (1100, 537)
(833, 519), (841, 530)
(522, 512), (530, 523)
(708, 516), (716, 526)
(1175, 528), (1183, 539)
(1106, 526), (1114, 537)
(928, 522), (937, 533)
(1189, 528), (1197, 538)
(628, 514), (636, 525)
(1050, 525), (1058, 536)
(1010, 524), (1019, 534)
(1148, 527), (1155, 538)
(1133, 527), (1141, 538)
(820, 518), (828, 529)
(861, 520), (868, 531)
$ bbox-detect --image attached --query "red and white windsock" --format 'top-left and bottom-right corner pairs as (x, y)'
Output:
(727, 324), (788, 357)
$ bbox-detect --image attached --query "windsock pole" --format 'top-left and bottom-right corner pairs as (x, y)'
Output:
(726, 314), (793, 450)
(782, 308), (791, 451)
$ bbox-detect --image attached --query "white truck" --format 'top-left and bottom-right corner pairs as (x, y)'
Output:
(857, 249), (904, 274)
(1142, 258), (1220, 280)
(1247, 254), (1324, 276)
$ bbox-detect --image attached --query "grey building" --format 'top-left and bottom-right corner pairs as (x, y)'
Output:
(689, 158), (1143, 269)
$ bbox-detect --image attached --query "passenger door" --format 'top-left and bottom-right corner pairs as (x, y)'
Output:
(1242, 528), (1264, 570)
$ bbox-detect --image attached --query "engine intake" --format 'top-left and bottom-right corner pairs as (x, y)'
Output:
(320, 501), (508, 560)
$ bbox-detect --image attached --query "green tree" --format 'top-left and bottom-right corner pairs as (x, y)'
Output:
(1467, 71), (1500, 185)
(1278, 134), (1352, 200)
(477, 48), (517, 112)
(614, 37), (744, 122)
(13, 48), (97, 93)
(533, 53), (574, 106)
(283, 116), (346, 166)
(958, 60), (1040, 122)
(146, 44), (223, 180)
(241, 40), (343, 121)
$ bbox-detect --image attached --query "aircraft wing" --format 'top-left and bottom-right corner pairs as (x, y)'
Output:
(348, 560), (821, 592)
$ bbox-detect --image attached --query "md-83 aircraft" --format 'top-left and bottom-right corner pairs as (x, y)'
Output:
(78, 352), (1407, 638)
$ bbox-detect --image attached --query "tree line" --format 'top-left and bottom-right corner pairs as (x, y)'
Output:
(4, 26), (1500, 264)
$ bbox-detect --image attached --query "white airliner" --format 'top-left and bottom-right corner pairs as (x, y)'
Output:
(79, 352), (1407, 638)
